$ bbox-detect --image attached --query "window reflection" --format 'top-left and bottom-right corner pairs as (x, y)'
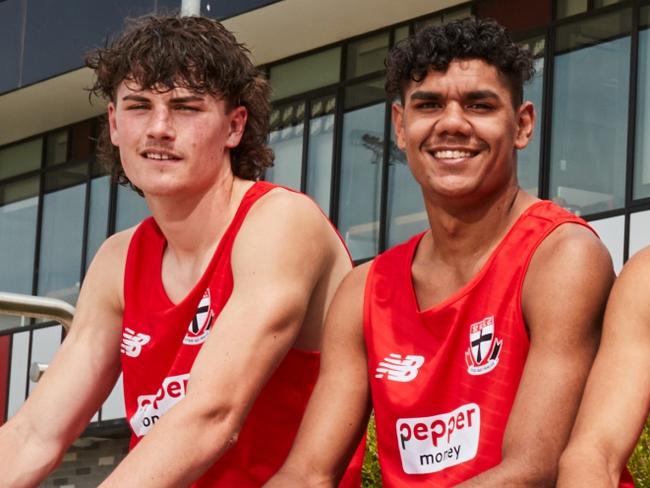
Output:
(634, 8), (650, 199)
(386, 124), (427, 248)
(519, 36), (546, 196)
(38, 164), (87, 303)
(306, 96), (336, 215)
(270, 48), (341, 101)
(550, 12), (631, 215)
(0, 139), (41, 180)
(346, 32), (389, 79)
(85, 174), (111, 271)
(0, 177), (39, 330)
(339, 82), (385, 260)
(115, 184), (150, 231)
(266, 101), (305, 190)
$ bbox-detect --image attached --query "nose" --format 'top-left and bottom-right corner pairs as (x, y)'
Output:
(434, 102), (471, 137)
(147, 106), (176, 140)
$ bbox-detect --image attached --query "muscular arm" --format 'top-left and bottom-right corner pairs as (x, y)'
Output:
(558, 247), (650, 488)
(265, 263), (372, 488)
(458, 224), (614, 487)
(100, 191), (351, 487)
(0, 233), (127, 488)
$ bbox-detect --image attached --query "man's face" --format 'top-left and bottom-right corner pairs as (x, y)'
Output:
(392, 59), (534, 204)
(107, 81), (247, 198)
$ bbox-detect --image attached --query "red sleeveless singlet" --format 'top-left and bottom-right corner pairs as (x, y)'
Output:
(364, 200), (619, 486)
(120, 181), (361, 487)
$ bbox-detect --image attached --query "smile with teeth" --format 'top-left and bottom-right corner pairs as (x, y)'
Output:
(144, 152), (179, 160)
(433, 149), (477, 159)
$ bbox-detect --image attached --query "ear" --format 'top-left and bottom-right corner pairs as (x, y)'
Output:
(514, 101), (535, 150)
(108, 102), (120, 147)
(392, 102), (407, 151)
(226, 105), (248, 149)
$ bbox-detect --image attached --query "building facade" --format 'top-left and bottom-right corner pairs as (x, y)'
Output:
(1, 0), (649, 485)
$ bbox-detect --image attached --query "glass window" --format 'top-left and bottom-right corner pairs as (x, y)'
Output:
(346, 32), (389, 79)
(629, 209), (650, 258)
(266, 101), (305, 190)
(556, 0), (588, 19)
(589, 215), (624, 274)
(28, 325), (62, 394)
(270, 47), (341, 101)
(414, 7), (472, 32)
(69, 119), (95, 164)
(0, 138), (42, 180)
(7, 331), (28, 419)
(0, 177), (39, 331)
(115, 184), (150, 231)
(395, 25), (410, 43)
(102, 374), (125, 421)
(37, 164), (88, 303)
(386, 123), (427, 248)
(519, 35), (546, 196)
(85, 173), (111, 271)
(593, 0), (624, 7)
(633, 7), (650, 199)
(45, 130), (68, 166)
(338, 80), (385, 260)
(306, 95), (336, 215)
(550, 10), (631, 216)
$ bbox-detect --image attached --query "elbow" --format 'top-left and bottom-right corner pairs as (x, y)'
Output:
(186, 399), (245, 457)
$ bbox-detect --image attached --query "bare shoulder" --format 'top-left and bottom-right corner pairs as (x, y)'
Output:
(617, 245), (650, 290)
(236, 187), (347, 264)
(527, 221), (613, 287)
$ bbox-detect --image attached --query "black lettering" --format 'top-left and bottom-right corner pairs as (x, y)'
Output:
(419, 454), (435, 466)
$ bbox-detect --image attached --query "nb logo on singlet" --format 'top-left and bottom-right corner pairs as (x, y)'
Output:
(375, 353), (425, 382)
(121, 328), (151, 358)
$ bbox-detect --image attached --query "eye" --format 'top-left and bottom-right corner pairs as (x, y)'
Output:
(415, 101), (441, 110)
(125, 104), (150, 111)
(173, 105), (201, 112)
(467, 103), (493, 111)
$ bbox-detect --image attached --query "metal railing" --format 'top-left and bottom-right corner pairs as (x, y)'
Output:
(0, 291), (75, 381)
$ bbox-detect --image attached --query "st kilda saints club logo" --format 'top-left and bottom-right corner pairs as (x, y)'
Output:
(464, 315), (502, 375)
(182, 289), (215, 345)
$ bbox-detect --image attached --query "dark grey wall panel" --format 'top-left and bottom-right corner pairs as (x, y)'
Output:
(21, 0), (164, 87)
(0, 0), (24, 93)
(202, 0), (282, 20)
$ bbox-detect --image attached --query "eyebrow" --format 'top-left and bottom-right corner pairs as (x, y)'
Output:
(408, 89), (502, 102)
(120, 94), (205, 103)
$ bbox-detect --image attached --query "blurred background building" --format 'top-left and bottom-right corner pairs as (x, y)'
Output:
(1, 0), (648, 485)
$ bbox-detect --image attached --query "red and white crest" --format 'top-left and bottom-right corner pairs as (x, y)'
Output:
(183, 289), (214, 345)
(465, 316), (502, 375)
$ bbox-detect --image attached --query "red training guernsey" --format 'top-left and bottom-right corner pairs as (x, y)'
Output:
(120, 181), (361, 487)
(364, 201), (597, 486)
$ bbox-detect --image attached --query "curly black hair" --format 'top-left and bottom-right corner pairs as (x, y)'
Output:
(386, 17), (534, 106)
(86, 15), (273, 192)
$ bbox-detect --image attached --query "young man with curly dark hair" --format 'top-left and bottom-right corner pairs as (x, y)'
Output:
(266, 17), (617, 487)
(0, 15), (362, 487)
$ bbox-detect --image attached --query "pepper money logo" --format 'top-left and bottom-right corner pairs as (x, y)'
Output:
(183, 289), (215, 345)
(130, 373), (190, 437)
(396, 403), (480, 474)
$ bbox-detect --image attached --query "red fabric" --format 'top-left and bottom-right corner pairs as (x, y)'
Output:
(0, 335), (9, 425)
(364, 201), (592, 487)
(121, 181), (360, 487)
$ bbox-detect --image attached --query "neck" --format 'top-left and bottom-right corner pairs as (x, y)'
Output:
(146, 172), (253, 262)
(421, 184), (537, 265)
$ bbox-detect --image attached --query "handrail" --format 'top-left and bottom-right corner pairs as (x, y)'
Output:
(0, 291), (75, 331)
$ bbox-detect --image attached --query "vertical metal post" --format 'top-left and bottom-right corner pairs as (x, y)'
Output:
(181, 0), (201, 16)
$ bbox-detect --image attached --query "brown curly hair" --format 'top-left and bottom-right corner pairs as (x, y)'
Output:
(386, 17), (535, 107)
(86, 15), (273, 191)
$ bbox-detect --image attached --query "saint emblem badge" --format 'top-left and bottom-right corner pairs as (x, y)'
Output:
(465, 316), (502, 375)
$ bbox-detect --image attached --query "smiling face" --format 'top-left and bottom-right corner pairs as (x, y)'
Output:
(392, 58), (534, 206)
(107, 81), (247, 198)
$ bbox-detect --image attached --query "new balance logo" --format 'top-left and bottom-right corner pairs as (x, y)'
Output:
(121, 328), (151, 358)
(375, 353), (425, 382)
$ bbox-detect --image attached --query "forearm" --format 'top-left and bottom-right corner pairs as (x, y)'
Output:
(557, 447), (619, 488)
(100, 400), (240, 487)
(0, 417), (64, 488)
(264, 468), (335, 488)
(456, 460), (555, 488)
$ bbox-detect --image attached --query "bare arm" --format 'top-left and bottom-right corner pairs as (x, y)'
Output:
(458, 224), (614, 487)
(100, 191), (351, 487)
(265, 262), (372, 488)
(0, 232), (127, 488)
(558, 246), (650, 487)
